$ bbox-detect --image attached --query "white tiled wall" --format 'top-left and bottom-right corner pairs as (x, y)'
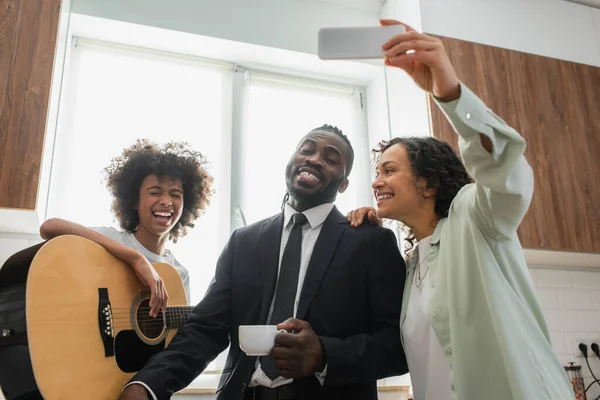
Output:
(531, 267), (600, 399)
(2, 235), (600, 399)
(0, 234), (43, 266)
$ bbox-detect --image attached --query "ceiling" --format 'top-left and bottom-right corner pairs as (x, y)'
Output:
(317, 0), (387, 13)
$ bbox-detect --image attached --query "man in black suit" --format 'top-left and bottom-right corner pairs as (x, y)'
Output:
(120, 125), (407, 400)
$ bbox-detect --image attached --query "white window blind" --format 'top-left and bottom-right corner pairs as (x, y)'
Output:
(47, 38), (372, 377)
(235, 72), (368, 226)
(47, 41), (232, 309)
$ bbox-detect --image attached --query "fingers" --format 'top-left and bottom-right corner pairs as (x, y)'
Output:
(386, 52), (436, 68)
(347, 207), (377, 227)
(367, 210), (382, 226)
(383, 57), (417, 76)
(275, 331), (302, 347)
(148, 278), (168, 318)
(271, 345), (294, 359)
(277, 318), (309, 333)
(379, 19), (417, 33)
(271, 341), (298, 378)
(346, 209), (361, 227)
(161, 284), (169, 314)
(382, 30), (437, 52)
(346, 210), (355, 224)
(354, 208), (369, 227)
(384, 39), (440, 59)
(148, 281), (155, 316)
(149, 282), (160, 317)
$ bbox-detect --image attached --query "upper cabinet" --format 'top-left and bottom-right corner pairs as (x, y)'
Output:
(427, 35), (600, 253)
(0, 0), (63, 210)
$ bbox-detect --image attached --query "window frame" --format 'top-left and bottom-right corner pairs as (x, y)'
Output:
(40, 13), (391, 386)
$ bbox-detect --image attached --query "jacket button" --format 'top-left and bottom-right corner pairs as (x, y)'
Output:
(465, 112), (472, 120)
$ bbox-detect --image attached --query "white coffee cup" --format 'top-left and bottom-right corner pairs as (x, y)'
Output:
(238, 325), (286, 356)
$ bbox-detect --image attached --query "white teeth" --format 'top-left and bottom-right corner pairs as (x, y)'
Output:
(299, 171), (320, 181)
(377, 194), (393, 201)
(153, 212), (172, 217)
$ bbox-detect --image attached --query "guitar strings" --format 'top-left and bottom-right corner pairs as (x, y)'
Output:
(111, 306), (194, 312)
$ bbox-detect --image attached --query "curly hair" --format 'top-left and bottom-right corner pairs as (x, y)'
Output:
(373, 136), (472, 254)
(103, 139), (214, 242)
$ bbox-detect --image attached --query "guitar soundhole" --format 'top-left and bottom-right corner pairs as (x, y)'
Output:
(136, 299), (164, 340)
(115, 330), (165, 373)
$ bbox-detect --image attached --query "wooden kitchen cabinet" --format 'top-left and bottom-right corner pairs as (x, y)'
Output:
(427, 35), (600, 253)
(0, 0), (62, 210)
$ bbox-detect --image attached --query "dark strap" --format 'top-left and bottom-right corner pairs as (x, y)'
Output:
(0, 241), (47, 289)
(0, 283), (27, 347)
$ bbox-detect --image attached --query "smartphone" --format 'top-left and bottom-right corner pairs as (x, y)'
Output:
(318, 25), (406, 60)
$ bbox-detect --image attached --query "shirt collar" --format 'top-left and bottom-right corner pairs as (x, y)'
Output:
(431, 218), (447, 245)
(283, 202), (335, 230)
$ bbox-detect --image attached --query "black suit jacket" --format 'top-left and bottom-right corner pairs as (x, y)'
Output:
(131, 207), (407, 400)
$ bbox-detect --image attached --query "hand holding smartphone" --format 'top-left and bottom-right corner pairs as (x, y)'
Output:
(318, 25), (407, 60)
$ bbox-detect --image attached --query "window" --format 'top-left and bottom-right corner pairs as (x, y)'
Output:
(47, 40), (232, 309)
(47, 38), (370, 375)
(234, 72), (368, 227)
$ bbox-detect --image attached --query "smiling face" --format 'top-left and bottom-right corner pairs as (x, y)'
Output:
(285, 131), (351, 209)
(372, 143), (430, 222)
(136, 174), (184, 237)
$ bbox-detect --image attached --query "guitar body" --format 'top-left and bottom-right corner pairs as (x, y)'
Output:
(25, 235), (188, 400)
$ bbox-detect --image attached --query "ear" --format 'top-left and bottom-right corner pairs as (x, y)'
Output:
(422, 186), (437, 198)
(416, 177), (436, 198)
(338, 178), (349, 194)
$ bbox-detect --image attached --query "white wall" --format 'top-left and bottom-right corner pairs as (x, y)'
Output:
(381, 0), (600, 138)
(0, 236), (43, 270)
(0, 0), (73, 235)
(532, 267), (600, 399)
(71, 0), (380, 56)
(379, 0), (432, 140)
(419, 0), (600, 67)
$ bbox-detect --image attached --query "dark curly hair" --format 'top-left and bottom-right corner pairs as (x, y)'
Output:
(103, 139), (214, 242)
(373, 136), (472, 254)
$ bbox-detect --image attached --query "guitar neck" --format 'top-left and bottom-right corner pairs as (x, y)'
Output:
(164, 306), (194, 329)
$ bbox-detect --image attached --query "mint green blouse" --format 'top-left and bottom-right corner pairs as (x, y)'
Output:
(399, 83), (574, 400)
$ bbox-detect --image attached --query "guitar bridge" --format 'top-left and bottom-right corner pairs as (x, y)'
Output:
(98, 288), (114, 357)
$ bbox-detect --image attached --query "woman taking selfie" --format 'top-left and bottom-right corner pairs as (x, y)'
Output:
(347, 20), (574, 400)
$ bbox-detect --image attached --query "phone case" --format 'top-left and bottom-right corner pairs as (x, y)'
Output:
(318, 25), (406, 60)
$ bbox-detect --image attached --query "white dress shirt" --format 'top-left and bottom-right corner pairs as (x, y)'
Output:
(401, 236), (453, 400)
(127, 202), (335, 399)
(248, 201), (334, 388)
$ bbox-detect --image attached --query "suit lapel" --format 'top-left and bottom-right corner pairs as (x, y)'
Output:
(258, 213), (284, 324)
(296, 207), (346, 320)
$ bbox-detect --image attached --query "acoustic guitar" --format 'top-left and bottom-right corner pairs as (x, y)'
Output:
(19, 235), (194, 399)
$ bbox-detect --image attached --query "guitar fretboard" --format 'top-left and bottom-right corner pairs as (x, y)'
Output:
(165, 306), (194, 329)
